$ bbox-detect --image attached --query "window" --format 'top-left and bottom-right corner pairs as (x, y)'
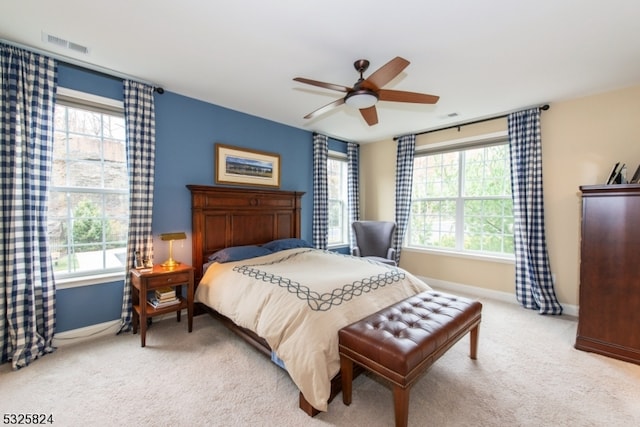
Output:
(48, 89), (129, 279)
(408, 140), (513, 257)
(327, 153), (349, 246)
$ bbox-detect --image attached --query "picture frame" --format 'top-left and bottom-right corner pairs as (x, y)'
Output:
(215, 143), (280, 188)
(605, 162), (620, 185)
(630, 164), (640, 184)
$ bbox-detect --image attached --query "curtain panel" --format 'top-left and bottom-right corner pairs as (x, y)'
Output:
(118, 80), (156, 333)
(347, 142), (360, 249)
(394, 135), (416, 263)
(312, 133), (329, 249)
(0, 43), (58, 369)
(508, 108), (563, 315)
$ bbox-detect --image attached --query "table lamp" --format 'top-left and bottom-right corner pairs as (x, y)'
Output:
(160, 232), (187, 268)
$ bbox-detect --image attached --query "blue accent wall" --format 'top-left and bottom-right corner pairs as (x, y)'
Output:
(55, 63), (321, 332)
(152, 91), (313, 241)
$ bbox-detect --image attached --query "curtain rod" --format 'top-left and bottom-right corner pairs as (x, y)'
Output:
(394, 104), (550, 141)
(1, 38), (164, 94)
(312, 132), (355, 145)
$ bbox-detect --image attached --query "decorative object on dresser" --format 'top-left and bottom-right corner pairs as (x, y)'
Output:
(214, 143), (280, 188)
(629, 164), (640, 184)
(605, 162), (621, 184)
(575, 184), (640, 365)
(130, 264), (194, 347)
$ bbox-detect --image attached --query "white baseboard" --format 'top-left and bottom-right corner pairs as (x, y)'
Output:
(53, 320), (121, 347)
(53, 310), (188, 347)
(421, 276), (578, 317)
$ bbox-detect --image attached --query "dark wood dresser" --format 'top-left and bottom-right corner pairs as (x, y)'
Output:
(576, 184), (640, 365)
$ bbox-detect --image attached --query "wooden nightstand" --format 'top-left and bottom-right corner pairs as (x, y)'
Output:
(130, 263), (194, 347)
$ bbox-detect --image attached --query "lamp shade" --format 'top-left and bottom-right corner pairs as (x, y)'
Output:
(160, 232), (186, 241)
(344, 89), (378, 109)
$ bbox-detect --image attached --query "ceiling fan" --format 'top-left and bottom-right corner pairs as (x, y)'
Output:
(293, 56), (439, 126)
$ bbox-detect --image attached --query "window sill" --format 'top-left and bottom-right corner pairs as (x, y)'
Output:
(402, 246), (514, 264)
(55, 271), (126, 290)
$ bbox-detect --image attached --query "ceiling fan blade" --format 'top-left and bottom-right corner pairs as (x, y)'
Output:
(378, 89), (440, 104)
(293, 77), (351, 93)
(364, 57), (410, 89)
(359, 106), (378, 126)
(303, 98), (345, 119)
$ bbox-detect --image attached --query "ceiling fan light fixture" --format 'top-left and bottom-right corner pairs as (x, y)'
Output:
(295, 57), (439, 125)
(344, 89), (378, 109)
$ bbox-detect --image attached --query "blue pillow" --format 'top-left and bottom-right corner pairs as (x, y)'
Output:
(261, 238), (313, 253)
(208, 245), (272, 263)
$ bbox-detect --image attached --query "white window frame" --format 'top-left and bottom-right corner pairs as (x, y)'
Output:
(51, 88), (128, 289)
(327, 151), (349, 248)
(406, 132), (515, 261)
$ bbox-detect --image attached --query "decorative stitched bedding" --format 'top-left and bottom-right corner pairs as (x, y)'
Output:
(195, 248), (430, 412)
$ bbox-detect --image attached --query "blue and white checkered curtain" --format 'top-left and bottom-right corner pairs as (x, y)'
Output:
(118, 81), (156, 333)
(394, 135), (416, 263)
(0, 44), (58, 369)
(508, 108), (562, 314)
(312, 133), (329, 249)
(347, 142), (360, 249)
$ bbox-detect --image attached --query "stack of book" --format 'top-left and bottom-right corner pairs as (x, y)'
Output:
(147, 286), (180, 309)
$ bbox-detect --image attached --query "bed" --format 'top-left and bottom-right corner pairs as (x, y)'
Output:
(187, 185), (431, 416)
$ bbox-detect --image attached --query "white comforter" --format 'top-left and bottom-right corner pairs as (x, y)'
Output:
(195, 248), (430, 411)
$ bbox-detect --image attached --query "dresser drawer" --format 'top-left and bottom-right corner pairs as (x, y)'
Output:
(146, 272), (191, 287)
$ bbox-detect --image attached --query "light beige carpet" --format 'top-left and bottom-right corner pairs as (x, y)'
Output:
(1, 295), (639, 426)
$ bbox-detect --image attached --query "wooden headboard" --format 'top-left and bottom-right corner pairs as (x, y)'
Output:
(187, 185), (305, 283)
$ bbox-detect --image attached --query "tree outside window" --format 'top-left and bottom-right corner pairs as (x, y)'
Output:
(408, 142), (513, 256)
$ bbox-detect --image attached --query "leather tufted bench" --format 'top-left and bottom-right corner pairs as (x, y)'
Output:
(338, 291), (482, 427)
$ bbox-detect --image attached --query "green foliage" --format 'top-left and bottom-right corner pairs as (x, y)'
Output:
(410, 144), (514, 255)
(72, 199), (110, 252)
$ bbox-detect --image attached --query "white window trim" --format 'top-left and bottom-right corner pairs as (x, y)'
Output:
(327, 150), (349, 249)
(57, 87), (123, 110)
(329, 150), (348, 160)
(56, 272), (126, 290)
(415, 130), (508, 153)
(402, 245), (514, 264)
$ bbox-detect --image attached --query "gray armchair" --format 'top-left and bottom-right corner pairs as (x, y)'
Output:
(351, 221), (397, 266)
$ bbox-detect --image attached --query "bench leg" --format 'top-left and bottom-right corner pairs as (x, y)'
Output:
(340, 356), (353, 405)
(392, 385), (410, 427)
(469, 323), (480, 360)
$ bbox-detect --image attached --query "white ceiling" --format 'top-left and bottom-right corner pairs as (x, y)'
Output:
(2, 0), (640, 143)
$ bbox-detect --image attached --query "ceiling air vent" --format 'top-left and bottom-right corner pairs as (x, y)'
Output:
(42, 32), (89, 55)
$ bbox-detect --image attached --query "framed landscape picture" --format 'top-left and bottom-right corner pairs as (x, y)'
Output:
(215, 143), (280, 188)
